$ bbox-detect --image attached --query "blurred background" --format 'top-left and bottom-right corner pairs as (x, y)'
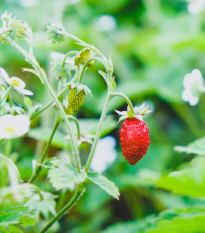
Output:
(1, 0), (205, 232)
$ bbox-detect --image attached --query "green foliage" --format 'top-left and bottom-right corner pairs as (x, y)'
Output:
(24, 191), (57, 218)
(1, 0), (205, 232)
(0, 206), (36, 231)
(28, 117), (116, 148)
(145, 209), (205, 233)
(175, 137), (205, 155)
(48, 160), (87, 190)
(87, 172), (120, 200)
(140, 157), (205, 198)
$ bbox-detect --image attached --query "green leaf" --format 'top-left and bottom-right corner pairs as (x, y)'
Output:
(23, 96), (32, 108)
(48, 160), (87, 190)
(175, 137), (205, 155)
(0, 184), (39, 205)
(87, 172), (120, 200)
(0, 225), (22, 233)
(24, 191), (57, 218)
(102, 218), (151, 233)
(28, 117), (116, 148)
(28, 127), (67, 148)
(0, 154), (21, 185)
(77, 117), (117, 137)
(140, 157), (205, 198)
(0, 206), (36, 227)
(145, 210), (205, 233)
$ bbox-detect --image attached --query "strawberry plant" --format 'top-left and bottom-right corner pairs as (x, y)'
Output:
(0, 12), (151, 232)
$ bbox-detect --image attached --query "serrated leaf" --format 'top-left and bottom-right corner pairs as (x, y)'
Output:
(0, 206), (36, 227)
(87, 172), (120, 200)
(24, 191), (57, 218)
(48, 160), (87, 190)
(19, 216), (36, 227)
(175, 137), (205, 155)
(0, 184), (39, 205)
(22, 68), (38, 77)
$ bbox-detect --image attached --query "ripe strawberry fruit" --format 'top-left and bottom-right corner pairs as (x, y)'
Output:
(120, 118), (150, 165)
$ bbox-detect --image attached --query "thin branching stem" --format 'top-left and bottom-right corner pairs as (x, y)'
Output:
(29, 120), (60, 183)
(7, 37), (81, 173)
(39, 185), (85, 233)
(85, 91), (111, 172)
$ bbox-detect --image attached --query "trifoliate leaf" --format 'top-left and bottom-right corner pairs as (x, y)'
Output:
(87, 172), (120, 200)
(24, 191), (57, 218)
(48, 160), (87, 190)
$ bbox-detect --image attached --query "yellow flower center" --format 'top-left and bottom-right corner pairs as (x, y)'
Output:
(5, 126), (16, 133)
(11, 78), (20, 87)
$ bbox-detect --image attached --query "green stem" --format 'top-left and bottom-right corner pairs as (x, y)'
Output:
(1, 85), (13, 102)
(78, 57), (101, 84)
(29, 120), (60, 183)
(59, 31), (109, 68)
(110, 92), (134, 114)
(30, 85), (69, 120)
(0, 28), (11, 36)
(66, 115), (81, 140)
(172, 103), (203, 138)
(61, 51), (78, 79)
(8, 38), (81, 173)
(8, 94), (13, 108)
(85, 92), (111, 172)
(33, 62), (81, 172)
(4, 139), (12, 157)
(39, 185), (85, 233)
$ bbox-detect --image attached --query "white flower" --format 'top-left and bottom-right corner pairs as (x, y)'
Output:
(90, 136), (117, 173)
(182, 69), (205, 106)
(95, 15), (116, 32)
(0, 68), (33, 96)
(0, 114), (30, 139)
(187, 0), (205, 14)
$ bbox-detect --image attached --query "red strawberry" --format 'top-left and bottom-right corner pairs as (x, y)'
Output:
(120, 118), (150, 165)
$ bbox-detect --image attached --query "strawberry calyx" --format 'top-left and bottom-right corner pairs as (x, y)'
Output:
(115, 103), (151, 122)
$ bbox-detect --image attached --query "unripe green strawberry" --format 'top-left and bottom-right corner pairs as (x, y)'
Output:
(64, 86), (86, 115)
(74, 48), (94, 67)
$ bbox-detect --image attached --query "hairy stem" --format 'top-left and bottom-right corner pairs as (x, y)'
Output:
(78, 58), (100, 84)
(8, 38), (81, 172)
(85, 92), (111, 172)
(29, 120), (60, 183)
(0, 28), (11, 36)
(66, 115), (81, 140)
(1, 85), (13, 102)
(61, 51), (78, 79)
(30, 85), (69, 120)
(111, 92), (134, 114)
(39, 185), (85, 233)
(59, 31), (109, 68)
